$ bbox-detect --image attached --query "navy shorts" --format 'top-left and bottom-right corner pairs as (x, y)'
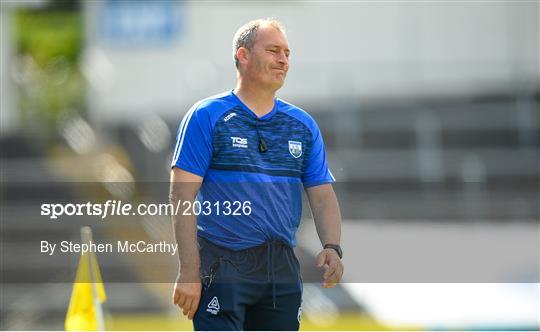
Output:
(193, 236), (303, 331)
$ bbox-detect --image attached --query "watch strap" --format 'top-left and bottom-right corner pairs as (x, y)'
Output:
(323, 244), (343, 259)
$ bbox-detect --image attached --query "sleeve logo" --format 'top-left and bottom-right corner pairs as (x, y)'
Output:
(224, 112), (237, 122)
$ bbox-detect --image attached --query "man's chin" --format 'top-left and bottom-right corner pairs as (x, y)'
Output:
(258, 77), (285, 92)
(270, 79), (285, 90)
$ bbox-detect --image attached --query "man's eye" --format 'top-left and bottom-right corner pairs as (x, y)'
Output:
(268, 49), (277, 53)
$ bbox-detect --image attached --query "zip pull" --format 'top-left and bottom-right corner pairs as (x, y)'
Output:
(255, 118), (268, 153)
(259, 139), (268, 153)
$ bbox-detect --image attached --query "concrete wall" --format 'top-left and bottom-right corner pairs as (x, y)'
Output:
(83, 1), (539, 125)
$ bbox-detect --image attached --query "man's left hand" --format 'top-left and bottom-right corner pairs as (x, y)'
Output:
(316, 248), (344, 288)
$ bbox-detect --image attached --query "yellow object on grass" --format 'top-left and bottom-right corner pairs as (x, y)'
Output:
(65, 227), (107, 331)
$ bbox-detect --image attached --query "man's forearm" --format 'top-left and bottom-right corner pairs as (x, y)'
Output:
(312, 199), (341, 246)
(170, 185), (200, 280)
(172, 212), (200, 278)
(307, 184), (342, 246)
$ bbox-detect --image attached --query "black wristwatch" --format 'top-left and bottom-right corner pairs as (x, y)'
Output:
(324, 244), (343, 259)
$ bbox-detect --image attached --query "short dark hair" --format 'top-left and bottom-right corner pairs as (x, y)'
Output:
(232, 18), (286, 69)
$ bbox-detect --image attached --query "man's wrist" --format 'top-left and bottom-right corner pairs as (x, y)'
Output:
(179, 260), (200, 275)
(323, 243), (343, 259)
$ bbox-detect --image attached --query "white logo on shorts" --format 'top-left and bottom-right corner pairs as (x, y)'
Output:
(206, 296), (220, 315)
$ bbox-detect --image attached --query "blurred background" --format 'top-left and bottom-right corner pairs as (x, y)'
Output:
(1, 0), (539, 330)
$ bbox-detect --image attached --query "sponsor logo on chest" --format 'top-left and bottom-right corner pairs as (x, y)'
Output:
(231, 136), (248, 148)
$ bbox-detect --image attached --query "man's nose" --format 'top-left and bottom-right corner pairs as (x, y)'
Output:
(277, 51), (288, 66)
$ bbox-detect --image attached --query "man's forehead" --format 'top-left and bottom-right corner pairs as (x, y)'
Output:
(255, 25), (289, 48)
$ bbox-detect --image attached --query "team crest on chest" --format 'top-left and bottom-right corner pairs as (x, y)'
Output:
(288, 141), (302, 158)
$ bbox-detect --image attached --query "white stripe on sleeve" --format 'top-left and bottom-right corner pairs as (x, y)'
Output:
(171, 103), (199, 167)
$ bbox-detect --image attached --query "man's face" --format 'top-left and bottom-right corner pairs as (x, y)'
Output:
(242, 25), (290, 91)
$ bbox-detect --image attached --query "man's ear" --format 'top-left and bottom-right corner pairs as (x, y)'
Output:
(236, 47), (249, 66)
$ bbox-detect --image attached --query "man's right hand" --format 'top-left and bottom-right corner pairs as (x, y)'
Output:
(172, 273), (202, 320)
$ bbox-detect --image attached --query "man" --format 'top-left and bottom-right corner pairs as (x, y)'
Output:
(170, 18), (343, 331)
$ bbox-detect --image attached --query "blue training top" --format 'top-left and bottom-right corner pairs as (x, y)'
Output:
(171, 90), (334, 250)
